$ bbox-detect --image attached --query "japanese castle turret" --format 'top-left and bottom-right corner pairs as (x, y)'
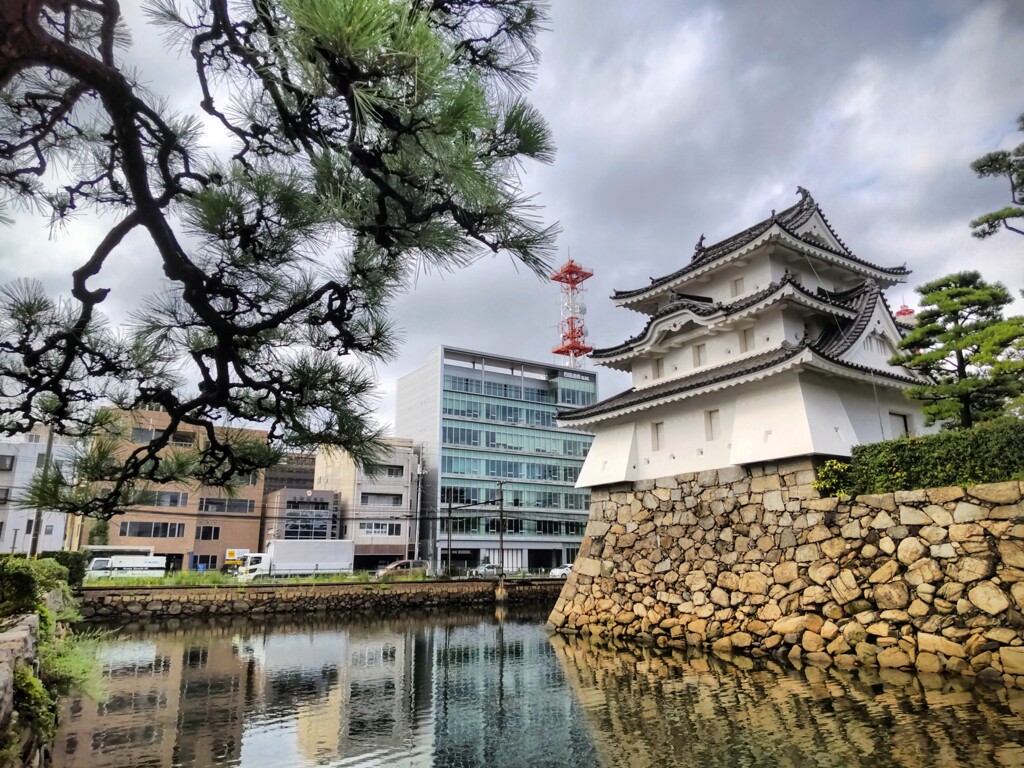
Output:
(561, 188), (930, 487)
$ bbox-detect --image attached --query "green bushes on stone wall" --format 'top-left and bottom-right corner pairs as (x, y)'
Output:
(817, 416), (1024, 496)
(40, 551), (89, 591)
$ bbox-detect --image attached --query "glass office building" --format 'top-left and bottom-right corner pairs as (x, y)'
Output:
(396, 347), (597, 574)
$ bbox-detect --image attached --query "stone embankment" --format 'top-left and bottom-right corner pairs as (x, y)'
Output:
(80, 579), (562, 621)
(548, 460), (1024, 688)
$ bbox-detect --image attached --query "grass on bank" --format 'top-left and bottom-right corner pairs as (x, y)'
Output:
(82, 570), (431, 588)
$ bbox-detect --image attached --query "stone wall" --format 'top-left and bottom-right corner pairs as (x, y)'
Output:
(548, 459), (1024, 688)
(80, 579), (563, 621)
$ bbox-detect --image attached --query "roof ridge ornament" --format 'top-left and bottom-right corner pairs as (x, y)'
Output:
(691, 233), (706, 262)
(796, 185), (813, 204)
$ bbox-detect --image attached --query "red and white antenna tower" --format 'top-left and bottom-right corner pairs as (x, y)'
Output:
(894, 303), (915, 327)
(551, 257), (594, 368)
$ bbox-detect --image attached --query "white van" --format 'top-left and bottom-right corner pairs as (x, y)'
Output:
(84, 555), (167, 580)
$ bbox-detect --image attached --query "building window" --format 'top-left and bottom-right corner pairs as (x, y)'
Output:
(358, 522), (402, 536)
(44, 525), (53, 536)
(197, 498), (254, 514)
(192, 554), (217, 571)
(536, 520), (562, 535)
(131, 427), (155, 444)
(360, 493), (402, 506)
(196, 525), (220, 541)
(441, 516), (479, 534)
(0, 455), (14, 471)
(889, 412), (910, 437)
(25, 519), (33, 535)
(693, 344), (707, 367)
(0, 488), (10, 504)
(651, 421), (664, 452)
(119, 521), (186, 538)
(564, 521), (585, 536)
(739, 327), (755, 353)
(384, 465), (405, 478)
(486, 518), (523, 534)
(705, 409), (720, 441)
(138, 491), (189, 508)
(731, 277), (744, 298)
(653, 357), (664, 379)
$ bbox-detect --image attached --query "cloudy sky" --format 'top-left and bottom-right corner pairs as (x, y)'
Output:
(2, 0), (1023, 433)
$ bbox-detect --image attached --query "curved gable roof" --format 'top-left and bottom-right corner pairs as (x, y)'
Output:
(612, 188), (908, 305)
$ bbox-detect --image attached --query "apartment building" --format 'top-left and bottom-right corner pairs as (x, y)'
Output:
(65, 408), (268, 571)
(0, 425), (76, 553)
(396, 347), (596, 574)
(314, 439), (421, 570)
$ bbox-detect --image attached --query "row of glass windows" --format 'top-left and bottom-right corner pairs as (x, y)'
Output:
(119, 521), (186, 538)
(283, 510), (332, 539)
(440, 483), (589, 510)
(440, 517), (586, 536)
(358, 522), (402, 536)
(441, 423), (591, 457)
(197, 498), (255, 514)
(442, 393), (557, 427)
(441, 455), (581, 483)
(444, 374), (557, 404)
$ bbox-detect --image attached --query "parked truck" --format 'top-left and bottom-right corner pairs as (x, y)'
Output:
(84, 555), (168, 580)
(236, 539), (355, 581)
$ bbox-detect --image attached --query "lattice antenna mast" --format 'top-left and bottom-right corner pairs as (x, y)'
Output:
(551, 258), (594, 368)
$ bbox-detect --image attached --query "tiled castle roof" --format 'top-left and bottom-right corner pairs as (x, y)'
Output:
(611, 188), (908, 302)
(592, 272), (860, 360)
(561, 278), (912, 424)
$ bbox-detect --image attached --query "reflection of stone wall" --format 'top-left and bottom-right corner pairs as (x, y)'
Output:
(550, 633), (1024, 768)
(80, 580), (562, 620)
(549, 460), (1024, 688)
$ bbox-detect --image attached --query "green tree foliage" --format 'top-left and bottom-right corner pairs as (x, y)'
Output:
(0, 0), (557, 518)
(970, 112), (1024, 238)
(86, 519), (109, 546)
(892, 272), (1024, 429)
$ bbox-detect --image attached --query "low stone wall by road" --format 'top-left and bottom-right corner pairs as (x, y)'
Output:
(80, 579), (562, 621)
(548, 459), (1024, 688)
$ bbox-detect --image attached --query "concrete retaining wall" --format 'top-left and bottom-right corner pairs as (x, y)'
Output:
(80, 579), (563, 621)
(548, 459), (1024, 688)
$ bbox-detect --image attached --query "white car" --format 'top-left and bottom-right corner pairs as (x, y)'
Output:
(549, 564), (572, 578)
(468, 563), (502, 578)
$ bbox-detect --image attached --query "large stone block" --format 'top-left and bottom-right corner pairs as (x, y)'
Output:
(968, 581), (1010, 615)
(968, 481), (1021, 505)
(999, 540), (1024, 569)
(828, 570), (861, 605)
(739, 571), (769, 595)
(953, 501), (988, 523)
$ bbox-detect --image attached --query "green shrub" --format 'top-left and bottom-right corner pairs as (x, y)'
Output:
(0, 558), (40, 615)
(813, 460), (852, 497)
(848, 416), (1024, 494)
(41, 551), (89, 591)
(12, 662), (56, 742)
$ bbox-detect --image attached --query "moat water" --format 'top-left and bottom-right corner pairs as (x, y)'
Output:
(55, 606), (1024, 768)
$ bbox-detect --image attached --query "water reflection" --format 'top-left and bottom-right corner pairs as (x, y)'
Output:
(55, 610), (1024, 768)
(56, 607), (595, 768)
(552, 636), (1024, 768)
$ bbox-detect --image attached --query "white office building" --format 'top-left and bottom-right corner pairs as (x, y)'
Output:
(396, 347), (596, 574)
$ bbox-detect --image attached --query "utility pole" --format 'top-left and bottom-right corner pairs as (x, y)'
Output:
(29, 424), (55, 557)
(446, 501), (453, 577)
(496, 481), (505, 579)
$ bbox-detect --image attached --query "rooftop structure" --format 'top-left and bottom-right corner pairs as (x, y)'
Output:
(560, 188), (930, 486)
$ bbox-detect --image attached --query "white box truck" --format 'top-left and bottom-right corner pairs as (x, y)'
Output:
(84, 555), (168, 580)
(237, 539), (355, 581)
